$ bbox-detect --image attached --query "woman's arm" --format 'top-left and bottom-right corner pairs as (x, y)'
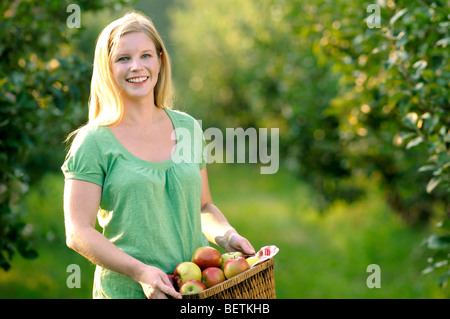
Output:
(63, 179), (181, 299)
(200, 167), (255, 255)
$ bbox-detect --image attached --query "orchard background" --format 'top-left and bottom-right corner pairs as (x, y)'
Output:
(0, 0), (448, 298)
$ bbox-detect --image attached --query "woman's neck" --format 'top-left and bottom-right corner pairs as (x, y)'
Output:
(120, 94), (161, 127)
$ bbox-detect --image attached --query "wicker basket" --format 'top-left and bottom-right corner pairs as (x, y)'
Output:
(181, 258), (276, 299)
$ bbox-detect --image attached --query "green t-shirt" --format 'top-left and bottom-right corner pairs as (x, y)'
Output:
(61, 108), (208, 299)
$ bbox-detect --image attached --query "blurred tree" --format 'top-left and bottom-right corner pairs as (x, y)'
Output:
(170, 0), (449, 285)
(170, 0), (448, 217)
(311, 0), (449, 286)
(0, 0), (134, 271)
(170, 1), (355, 209)
(314, 0), (449, 219)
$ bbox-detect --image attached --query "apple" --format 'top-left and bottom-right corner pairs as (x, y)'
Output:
(220, 252), (244, 270)
(223, 256), (249, 279)
(173, 261), (202, 288)
(202, 267), (225, 288)
(246, 256), (260, 268)
(191, 246), (222, 269)
(179, 279), (206, 294)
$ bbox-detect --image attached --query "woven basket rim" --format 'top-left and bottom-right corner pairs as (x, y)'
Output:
(181, 258), (274, 299)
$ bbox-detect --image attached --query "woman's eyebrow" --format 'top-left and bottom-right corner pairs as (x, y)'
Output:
(115, 49), (155, 56)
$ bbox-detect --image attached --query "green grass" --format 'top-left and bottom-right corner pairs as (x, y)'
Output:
(0, 163), (448, 298)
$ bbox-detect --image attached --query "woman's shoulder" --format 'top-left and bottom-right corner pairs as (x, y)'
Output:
(74, 123), (110, 138)
(165, 107), (203, 130)
(166, 107), (195, 120)
(68, 124), (111, 151)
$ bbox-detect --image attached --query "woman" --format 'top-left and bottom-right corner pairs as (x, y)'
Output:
(62, 11), (255, 299)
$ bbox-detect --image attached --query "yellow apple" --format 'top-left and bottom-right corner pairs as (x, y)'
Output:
(246, 256), (260, 268)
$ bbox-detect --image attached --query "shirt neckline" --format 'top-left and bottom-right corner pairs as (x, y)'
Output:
(104, 107), (179, 169)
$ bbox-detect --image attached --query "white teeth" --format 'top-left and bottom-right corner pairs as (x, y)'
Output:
(126, 76), (148, 83)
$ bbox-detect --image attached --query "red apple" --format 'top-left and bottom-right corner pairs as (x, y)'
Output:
(173, 261), (202, 288)
(223, 256), (249, 279)
(221, 252), (245, 269)
(202, 267), (225, 288)
(179, 279), (206, 294)
(191, 246), (222, 269)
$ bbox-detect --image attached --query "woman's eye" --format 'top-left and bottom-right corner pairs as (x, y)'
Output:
(142, 53), (151, 59)
(117, 56), (129, 62)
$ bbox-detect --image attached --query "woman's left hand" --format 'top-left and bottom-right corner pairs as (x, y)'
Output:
(216, 230), (256, 256)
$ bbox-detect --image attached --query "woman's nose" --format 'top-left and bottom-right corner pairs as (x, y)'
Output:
(130, 57), (143, 71)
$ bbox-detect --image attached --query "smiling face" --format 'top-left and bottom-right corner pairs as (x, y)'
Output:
(111, 31), (161, 104)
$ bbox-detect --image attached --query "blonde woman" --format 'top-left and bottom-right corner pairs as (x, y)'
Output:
(62, 11), (255, 299)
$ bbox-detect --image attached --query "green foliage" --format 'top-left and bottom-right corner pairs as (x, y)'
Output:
(170, 0), (449, 286)
(0, 0), (133, 271)
(311, 0), (450, 285)
(170, 0), (353, 208)
(422, 219), (450, 289)
(319, 0), (449, 206)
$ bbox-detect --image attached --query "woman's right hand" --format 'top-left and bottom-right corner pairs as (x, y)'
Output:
(137, 265), (182, 299)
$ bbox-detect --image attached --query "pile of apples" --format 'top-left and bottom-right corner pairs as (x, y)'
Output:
(168, 246), (260, 294)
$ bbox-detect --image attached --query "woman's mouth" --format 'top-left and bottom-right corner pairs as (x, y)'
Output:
(126, 76), (149, 84)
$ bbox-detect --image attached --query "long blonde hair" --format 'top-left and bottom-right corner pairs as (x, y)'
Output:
(88, 11), (173, 126)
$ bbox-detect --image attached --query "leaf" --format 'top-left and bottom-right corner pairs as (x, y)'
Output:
(399, 132), (415, 139)
(397, 132), (416, 144)
(437, 152), (450, 167)
(0, 252), (11, 271)
(423, 115), (439, 133)
(19, 247), (38, 260)
(422, 265), (435, 275)
(412, 60), (427, 80)
(426, 177), (442, 193)
(438, 272), (449, 289)
(413, 60), (427, 70)
(406, 136), (423, 149)
(390, 8), (408, 26)
(389, 90), (411, 106)
(418, 164), (436, 172)
(425, 234), (450, 250)
(435, 37), (450, 48)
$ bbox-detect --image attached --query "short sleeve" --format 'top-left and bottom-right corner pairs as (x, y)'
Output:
(61, 127), (106, 187)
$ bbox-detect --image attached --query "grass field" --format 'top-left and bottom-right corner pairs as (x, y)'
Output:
(0, 163), (448, 298)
